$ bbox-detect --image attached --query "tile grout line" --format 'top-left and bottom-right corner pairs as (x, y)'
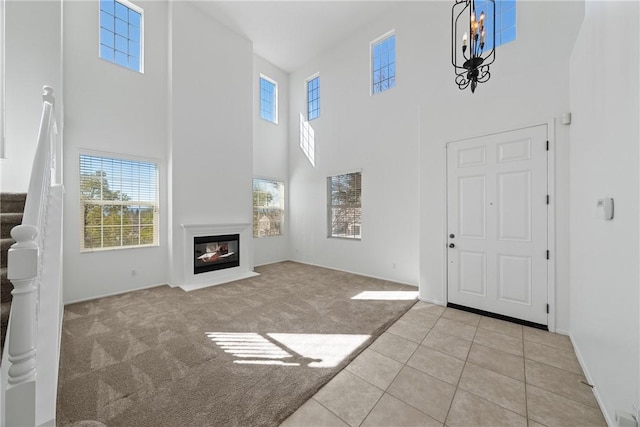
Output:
(441, 311), (479, 426)
(356, 340), (424, 427)
(310, 397), (353, 427)
(356, 303), (446, 426)
(525, 381), (605, 413)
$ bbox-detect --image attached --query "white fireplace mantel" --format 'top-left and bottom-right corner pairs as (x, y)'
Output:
(180, 223), (258, 291)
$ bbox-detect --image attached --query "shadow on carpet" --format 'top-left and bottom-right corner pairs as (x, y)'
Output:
(57, 261), (418, 426)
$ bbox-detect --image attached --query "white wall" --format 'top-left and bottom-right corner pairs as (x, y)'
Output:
(288, 1), (582, 332)
(253, 54), (290, 266)
(417, 1), (581, 334)
(62, 0), (168, 302)
(288, 3), (420, 286)
(568, 1), (639, 423)
(1, 0), (61, 193)
(168, 2), (253, 286)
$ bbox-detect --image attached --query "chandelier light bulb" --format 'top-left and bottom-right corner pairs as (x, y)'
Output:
(451, 0), (496, 93)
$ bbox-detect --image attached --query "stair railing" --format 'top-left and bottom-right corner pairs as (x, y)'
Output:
(2, 86), (63, 427)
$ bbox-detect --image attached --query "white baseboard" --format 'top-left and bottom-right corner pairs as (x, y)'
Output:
(568, 333), (615, 427)
(254, 258), (290, 268)
(555, 328), (570, 336)
(292, 259), (419, 288)
(63, 282), (170, 305)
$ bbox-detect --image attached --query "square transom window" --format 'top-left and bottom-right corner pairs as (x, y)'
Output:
(307, 75), (320, 121)
(260, 75), (278, 124)
(372, 33), (396, 95)
(99, 0), (143, 72)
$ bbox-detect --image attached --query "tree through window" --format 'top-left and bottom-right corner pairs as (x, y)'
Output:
(80, 154), (158, 250)
(372, 33), (396, 95)
(253, 178), (284, 237)
(327, 172), (362, 239)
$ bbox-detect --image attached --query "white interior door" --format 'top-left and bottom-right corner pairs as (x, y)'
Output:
(446, 125), (548, 325)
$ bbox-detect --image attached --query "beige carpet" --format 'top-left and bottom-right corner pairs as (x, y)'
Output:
(57, 261), (418, 426)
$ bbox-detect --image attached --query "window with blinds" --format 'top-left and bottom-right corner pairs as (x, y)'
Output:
(80, 154), (158, 251)
(327, 172), (362, 239)
(253, 178), (284, 238)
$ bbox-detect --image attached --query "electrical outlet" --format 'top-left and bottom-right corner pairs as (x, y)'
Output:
(392, 262), (396, 269)
(131, 269), (137, 277)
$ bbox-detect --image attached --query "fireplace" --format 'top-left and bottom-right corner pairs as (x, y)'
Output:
(180, 223), (258, 291)
(194, 234), (240, 274)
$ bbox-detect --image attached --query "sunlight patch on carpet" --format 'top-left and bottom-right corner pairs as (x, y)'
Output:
(206, 332), (370, 368)
(268, 333), (370, 368)
(351, 290), (419, 300)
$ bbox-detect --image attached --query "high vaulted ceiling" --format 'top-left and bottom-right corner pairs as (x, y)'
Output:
(192, 1), (399, 73)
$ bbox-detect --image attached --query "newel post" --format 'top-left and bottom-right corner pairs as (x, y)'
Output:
(6, 225), (38, 426)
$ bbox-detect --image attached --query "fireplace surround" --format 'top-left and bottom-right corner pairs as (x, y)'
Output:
(181, 223), (258, 291)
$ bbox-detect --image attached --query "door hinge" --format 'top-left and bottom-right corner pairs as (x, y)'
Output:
(546, 195), (550, 205)
(546, 140), (549, 151)
(546, 304), (549, 314)
(546, 250), (550, 260)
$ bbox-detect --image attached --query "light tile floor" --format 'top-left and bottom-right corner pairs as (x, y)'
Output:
(281, 303), (606, 427)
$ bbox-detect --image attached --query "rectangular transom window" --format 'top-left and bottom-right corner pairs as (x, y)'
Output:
(260, 75), (278, 124)
(372, 33), (396, 95)
(327, 172), (362, 239)
(99, 0), (143, 72)
(307, 75), (320, 121)
(253, 178), (285, 237)
(80, 154), (158, 251)
(475, 0), (516, 48)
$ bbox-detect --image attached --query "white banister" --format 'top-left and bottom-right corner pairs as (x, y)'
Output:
(2, 86), (63, 427)
(7, 226), (38, 385)
(5, 226), (39, 427)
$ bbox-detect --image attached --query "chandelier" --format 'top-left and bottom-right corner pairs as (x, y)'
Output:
(451, 0), (496, 93)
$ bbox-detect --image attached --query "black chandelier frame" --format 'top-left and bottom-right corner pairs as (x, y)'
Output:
(451, 0), (496, 93)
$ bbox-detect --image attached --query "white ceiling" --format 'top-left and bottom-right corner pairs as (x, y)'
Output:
(191, 1), (399, 73)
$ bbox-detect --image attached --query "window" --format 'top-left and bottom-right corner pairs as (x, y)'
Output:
(475, 0), (516, 48)
(327, 172), (362, 239)
(260, 75), (278, 123)
(99, 0), (143, 72)
(307, 75), (320, 120)
(371, 33), (396, 95)
(253, 179), (284, 237)
(80, 154), (158, 251)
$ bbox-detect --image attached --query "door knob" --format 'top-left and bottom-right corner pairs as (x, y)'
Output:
(449, 234), (455, 239)
(449, 243), (455, 248)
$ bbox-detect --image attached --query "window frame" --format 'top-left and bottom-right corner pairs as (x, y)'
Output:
(79, 151), (159, 252)
(259, 74), (278, 124)
(306, 73), (320, 121)
(252, 177), (285, 238)
(474, 0), (516, 48)
(98, 0), (145, 73)
(327, 171), (362, 240)
(370, 30), (396, 96)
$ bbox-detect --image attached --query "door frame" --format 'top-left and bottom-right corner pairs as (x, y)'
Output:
(443, 120), (556, 332)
